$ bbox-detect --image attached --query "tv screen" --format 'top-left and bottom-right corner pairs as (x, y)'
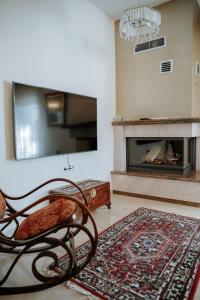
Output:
(13, 82), (97, 160)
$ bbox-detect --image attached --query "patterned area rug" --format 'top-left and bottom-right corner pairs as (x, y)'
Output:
(56, 208), (200, 300)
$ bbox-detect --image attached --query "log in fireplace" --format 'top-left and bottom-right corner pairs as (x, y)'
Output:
(126, 137), (196, 174)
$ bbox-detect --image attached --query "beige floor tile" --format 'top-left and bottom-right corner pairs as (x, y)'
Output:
(0, 194), (199, 299)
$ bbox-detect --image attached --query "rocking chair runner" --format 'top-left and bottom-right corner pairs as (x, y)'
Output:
(0, 178), (98, 295)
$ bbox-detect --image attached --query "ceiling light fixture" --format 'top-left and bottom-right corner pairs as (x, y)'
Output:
(119, 6), (161, 44)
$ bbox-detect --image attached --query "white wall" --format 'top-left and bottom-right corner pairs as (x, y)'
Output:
(0, 0), (116, 205)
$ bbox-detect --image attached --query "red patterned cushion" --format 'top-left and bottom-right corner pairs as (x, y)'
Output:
(0, 192), (6, 219)
(15, 198), (76, 240)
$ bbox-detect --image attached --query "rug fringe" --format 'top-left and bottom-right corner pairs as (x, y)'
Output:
(63, 281), (99, 300)
(43, 268), (99, 299)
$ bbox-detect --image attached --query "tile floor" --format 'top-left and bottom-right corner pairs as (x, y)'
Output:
(0, 193), (200, 300)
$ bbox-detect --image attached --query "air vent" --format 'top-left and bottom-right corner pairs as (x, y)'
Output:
(160, 60), (173, 73)
(196, 62), (200, 76)
(134, 36), (166, 54)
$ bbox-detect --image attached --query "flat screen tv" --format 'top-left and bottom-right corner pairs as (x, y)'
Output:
(13, 82), (97, 160)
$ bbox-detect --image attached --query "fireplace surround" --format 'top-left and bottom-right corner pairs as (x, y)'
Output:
(111, 118), (200, 206)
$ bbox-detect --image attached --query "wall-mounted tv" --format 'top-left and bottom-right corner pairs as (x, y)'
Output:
(12, 82), (97, 160)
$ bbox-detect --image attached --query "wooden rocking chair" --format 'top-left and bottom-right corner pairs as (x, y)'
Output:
(0, 178), (98, 295)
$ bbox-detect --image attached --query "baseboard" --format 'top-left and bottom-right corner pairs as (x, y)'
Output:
(112, 190), (200, 208)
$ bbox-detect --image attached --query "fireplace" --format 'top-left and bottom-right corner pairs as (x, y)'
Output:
(126, 137), (196, 174)
(112, 119), (200, 205)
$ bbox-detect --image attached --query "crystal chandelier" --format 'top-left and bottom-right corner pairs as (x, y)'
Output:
(119, 6), (161, 44)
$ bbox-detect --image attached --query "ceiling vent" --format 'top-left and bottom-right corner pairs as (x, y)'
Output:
(134, 36), (166, 54)
(160, 60), (173, 74)
(196, 62), (200, 76)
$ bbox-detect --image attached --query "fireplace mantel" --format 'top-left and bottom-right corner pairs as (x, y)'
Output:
(112, 118), (200, 172)
(112, 117), (200, 126)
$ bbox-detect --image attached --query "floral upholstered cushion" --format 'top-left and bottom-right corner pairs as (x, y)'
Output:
(0, 192), (6, 219)
(15, 198), (76, 240)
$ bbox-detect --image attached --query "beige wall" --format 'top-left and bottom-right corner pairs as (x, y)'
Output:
(192, 0), (200, 116)
(116, 0), (199, 120)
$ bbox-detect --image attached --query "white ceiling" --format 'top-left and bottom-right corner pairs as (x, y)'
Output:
(89, 0), (172, 20)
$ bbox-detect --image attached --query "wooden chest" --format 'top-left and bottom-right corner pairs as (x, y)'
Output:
(49, 179), (111, 211)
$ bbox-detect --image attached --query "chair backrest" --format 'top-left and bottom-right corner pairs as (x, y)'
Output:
(0, 191), (6, 218)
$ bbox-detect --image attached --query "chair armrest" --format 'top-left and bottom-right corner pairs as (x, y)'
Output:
(1, 178), (88, 206)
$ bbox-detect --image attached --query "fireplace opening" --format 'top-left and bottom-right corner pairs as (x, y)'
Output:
(126, 137), (196, 174)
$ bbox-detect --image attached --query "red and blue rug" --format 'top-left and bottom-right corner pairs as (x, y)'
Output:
(57, 207), (200, 299)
